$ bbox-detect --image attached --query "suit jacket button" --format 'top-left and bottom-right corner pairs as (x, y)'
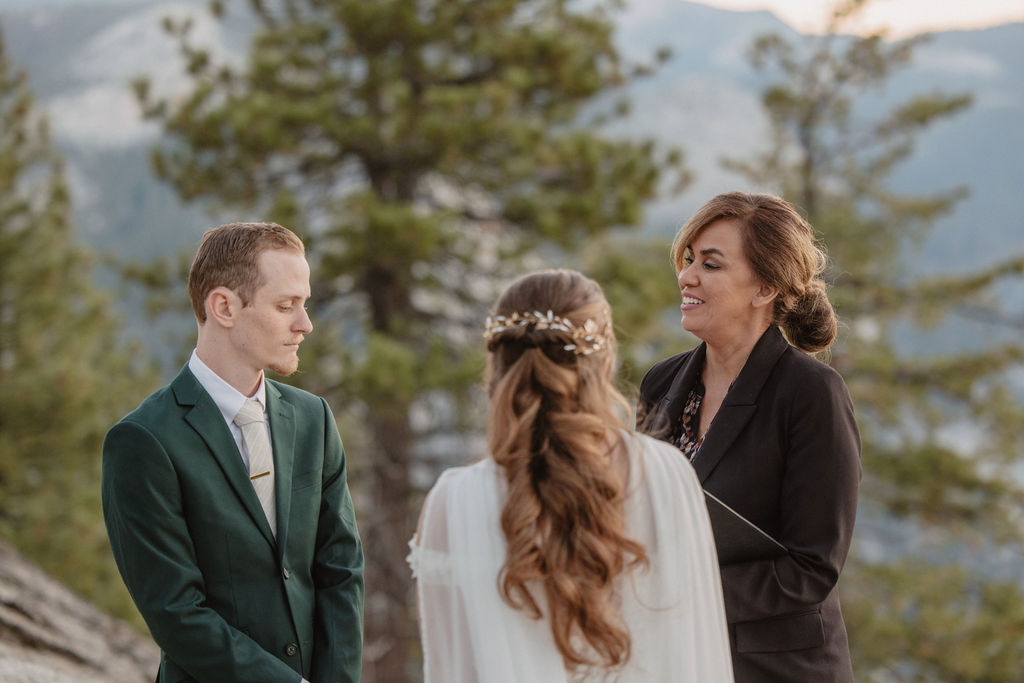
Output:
(283, 567), (290, 579)
(285, 643), (298, 656)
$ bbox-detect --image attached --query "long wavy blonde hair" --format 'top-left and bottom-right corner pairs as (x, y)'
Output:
(485, 269), (647, 671)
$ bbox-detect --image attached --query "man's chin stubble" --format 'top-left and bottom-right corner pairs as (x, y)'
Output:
(269, 360), (299, 376)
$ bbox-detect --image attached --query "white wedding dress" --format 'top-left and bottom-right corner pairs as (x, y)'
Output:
(407, 431), (734, 682)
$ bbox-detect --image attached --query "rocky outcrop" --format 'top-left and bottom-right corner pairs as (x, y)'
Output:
(0, 540), (158, 682)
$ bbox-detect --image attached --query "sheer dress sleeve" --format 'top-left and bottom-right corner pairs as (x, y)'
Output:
(407, 470), (476, 683)
(409, 461), (568, 683)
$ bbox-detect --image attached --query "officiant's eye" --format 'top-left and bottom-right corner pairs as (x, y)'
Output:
(682, 248), (695, 267)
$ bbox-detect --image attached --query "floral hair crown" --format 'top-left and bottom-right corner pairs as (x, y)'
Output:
(483, 309), (608, 356)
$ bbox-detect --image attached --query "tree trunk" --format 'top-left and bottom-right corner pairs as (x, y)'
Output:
(0, 540), (158, 682)
(361, 410), (417, 683)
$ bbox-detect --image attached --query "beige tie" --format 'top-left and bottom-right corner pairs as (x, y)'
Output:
(234, 399), (277, 537)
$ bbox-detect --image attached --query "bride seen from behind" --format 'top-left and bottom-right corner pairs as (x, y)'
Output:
(407, 269), (734, 682)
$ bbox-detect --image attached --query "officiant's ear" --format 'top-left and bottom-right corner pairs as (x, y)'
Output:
(206, 286), (242, 328)
(751, 283), (778, 310)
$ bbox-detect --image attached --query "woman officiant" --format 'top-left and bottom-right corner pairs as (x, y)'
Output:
(637, 192), (861, 682)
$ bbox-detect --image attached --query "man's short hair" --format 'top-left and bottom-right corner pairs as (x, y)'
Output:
(187, 222), (305, 323)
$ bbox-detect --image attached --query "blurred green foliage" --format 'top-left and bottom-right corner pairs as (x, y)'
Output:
(0, 27), (158, 630)
(134, 1), (686, 679)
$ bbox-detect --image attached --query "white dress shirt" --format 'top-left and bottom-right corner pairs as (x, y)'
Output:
(188, 350), (268, 470)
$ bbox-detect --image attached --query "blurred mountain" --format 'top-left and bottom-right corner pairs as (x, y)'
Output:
(614, 6), (1024, 274)
(1, 0), (1021, 273)
(1, 0), (253, 258)
(888, 24), (1024, 269)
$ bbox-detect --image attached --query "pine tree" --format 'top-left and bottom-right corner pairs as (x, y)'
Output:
(725, 1), (1024, 678)
(0, 25), (157, 627)
(134, 1), (685, 678)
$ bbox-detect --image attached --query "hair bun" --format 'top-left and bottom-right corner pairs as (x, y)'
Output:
(782, 282), (836, 352)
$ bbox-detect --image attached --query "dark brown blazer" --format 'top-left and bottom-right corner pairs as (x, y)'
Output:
(638, 326), (861, 682)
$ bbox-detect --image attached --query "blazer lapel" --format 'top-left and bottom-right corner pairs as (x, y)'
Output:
(266, 381), (295, 558)
(656, 343), (707, 438)
(692, 326), (790, 483)
(172, 367), (277, 548)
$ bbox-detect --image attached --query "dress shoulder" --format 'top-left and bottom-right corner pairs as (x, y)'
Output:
(407, 460), (499, 583)
(625, 431), (701, 490)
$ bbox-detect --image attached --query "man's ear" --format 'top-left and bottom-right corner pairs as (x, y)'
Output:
(752, 283), (778, 309)
(206, 287), (239, 328)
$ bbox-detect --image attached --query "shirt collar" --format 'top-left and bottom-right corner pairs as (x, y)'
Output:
(188, 349), (267, 424)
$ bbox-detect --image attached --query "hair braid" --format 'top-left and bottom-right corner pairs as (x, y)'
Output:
(485, 270), (647, 671)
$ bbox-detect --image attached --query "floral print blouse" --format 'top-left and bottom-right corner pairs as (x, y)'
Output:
(673, 381), (705, 461)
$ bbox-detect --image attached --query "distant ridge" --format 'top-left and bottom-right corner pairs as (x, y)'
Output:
(1, 0), (1021, 272)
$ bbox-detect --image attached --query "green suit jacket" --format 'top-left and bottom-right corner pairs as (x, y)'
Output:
(102, 366), (364, 682)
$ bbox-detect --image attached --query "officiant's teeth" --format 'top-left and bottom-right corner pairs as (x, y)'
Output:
(683, 296), (703, 305)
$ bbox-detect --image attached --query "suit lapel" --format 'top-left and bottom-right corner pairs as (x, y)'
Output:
(266, 381), (295, 558)
(692, 326), (790, 483)
(172, 367), (277, 548)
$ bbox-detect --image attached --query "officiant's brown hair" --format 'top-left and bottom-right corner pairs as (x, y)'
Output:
(672, 191), (837, 353)
(484, 269), (647, 671)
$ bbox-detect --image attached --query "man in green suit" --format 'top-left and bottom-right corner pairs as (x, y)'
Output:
(102, 222), (364, 682)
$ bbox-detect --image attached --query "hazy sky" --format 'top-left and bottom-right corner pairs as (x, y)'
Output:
(0, 0), (1022, 38)
(692, 0), (1024, 37)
